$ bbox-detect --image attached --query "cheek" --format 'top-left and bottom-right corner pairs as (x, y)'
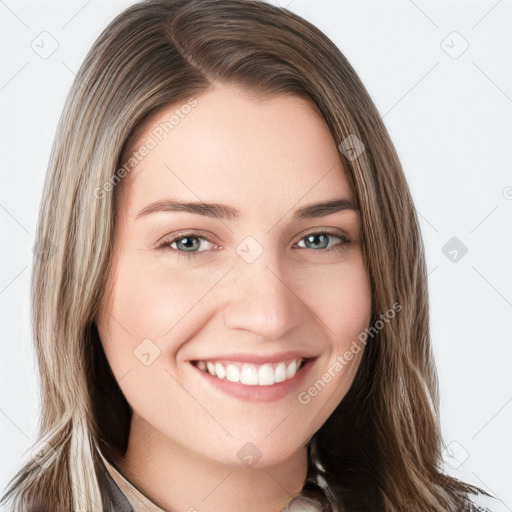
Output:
(292, 258), (371, 418)
(303, 256), (372, 346)
(331, 264), (372, 379)
(104, 252), (225, 355)
(97, 252), (232, 417)
(96, 254), (220, 437)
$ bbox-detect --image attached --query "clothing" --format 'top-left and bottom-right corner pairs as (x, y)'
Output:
(102, 462), (134, 512)
(97, 439), (332, 512)
(99, 448), (329, 512)
(98, 449), (162, 511)
(103, 463), (324, 512)
(98, 449), (507, 512)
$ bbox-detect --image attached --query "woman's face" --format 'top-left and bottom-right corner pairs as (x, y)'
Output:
(96, 83), (372, 467)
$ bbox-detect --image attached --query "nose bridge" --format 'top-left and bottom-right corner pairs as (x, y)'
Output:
(222, 240), (302, 340)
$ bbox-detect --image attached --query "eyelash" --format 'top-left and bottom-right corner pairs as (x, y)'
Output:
(155, 230), (352, 259)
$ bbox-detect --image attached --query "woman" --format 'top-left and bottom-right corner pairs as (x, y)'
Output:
(0, 0), (503, 511)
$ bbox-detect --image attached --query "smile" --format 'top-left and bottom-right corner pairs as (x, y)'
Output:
(189, 354), (318, 402)
(191, 358), (307, 386)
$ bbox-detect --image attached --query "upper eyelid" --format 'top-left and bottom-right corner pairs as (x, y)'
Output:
(156, 230), (218, 248)
(293, 232), (351, 248)
(156, 229), (351, 251)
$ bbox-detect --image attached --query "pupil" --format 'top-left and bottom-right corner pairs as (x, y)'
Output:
(307, 234), (328, 249)
(179, 237), (198, 251)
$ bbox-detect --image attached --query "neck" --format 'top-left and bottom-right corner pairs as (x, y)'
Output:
(118, 413), (309, 512)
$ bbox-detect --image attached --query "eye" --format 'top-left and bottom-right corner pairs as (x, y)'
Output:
(156, 232), (218, 259)
(293, 231), (351, 252)
(156, 230), (352, 259)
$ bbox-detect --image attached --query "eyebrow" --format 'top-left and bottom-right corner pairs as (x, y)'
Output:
(135, 198), (357, 222)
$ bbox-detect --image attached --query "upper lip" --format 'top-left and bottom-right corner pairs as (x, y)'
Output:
(188, 350), (319, 365)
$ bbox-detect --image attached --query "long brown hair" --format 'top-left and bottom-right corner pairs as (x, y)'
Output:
(1, 0), (484, 510)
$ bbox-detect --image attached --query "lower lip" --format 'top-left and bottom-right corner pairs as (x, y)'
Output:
(190, 359), (316, 403)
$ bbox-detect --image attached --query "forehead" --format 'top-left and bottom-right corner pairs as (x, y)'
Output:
(118, 84), (352, 219)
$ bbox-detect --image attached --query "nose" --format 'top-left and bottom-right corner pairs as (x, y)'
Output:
(222, 251), (303, 341)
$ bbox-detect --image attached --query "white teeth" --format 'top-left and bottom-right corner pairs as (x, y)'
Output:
(206, 361), (216, 376)
(194, 358), (306, 386)
(286, 360), (298, 379)
(274, 362), (286, 383)
(215, 362), (226, 379)
(225, 364), (240, 382)
(240, 365), (258, 385)
(258, 364), (274, 386)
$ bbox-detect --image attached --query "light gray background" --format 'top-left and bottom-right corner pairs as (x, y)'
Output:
(1, 0), (511, 507)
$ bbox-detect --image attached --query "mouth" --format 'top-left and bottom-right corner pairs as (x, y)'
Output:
(190, 357), (309, 386)
(188, 356), (317, 403)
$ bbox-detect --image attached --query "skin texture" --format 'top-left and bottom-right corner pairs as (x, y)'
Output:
(95, 83), (372, 512)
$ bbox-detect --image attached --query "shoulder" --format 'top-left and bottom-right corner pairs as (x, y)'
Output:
(464, 491), (510, 512)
